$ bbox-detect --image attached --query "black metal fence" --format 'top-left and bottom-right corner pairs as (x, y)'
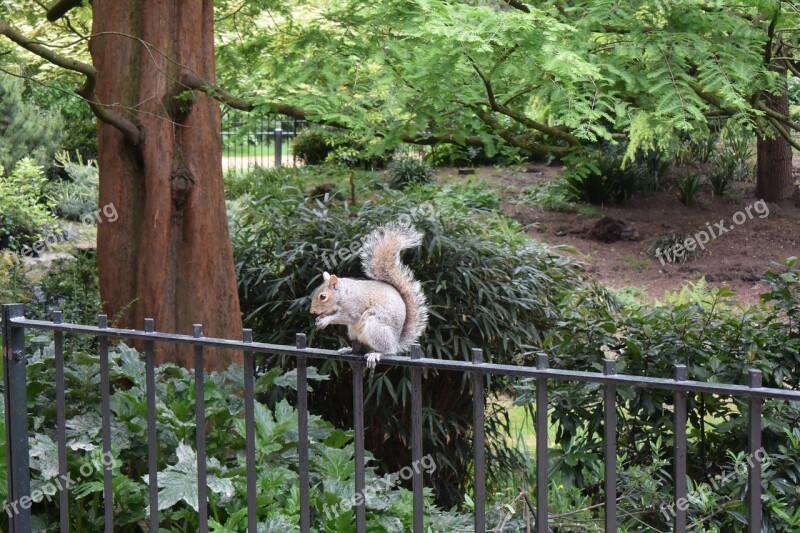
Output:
(3, 302), (800, 532)
(221, 111), (305, 171)
(221, 111), (435, 171)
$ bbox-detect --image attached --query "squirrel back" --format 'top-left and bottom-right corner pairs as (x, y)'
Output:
(359, 223), (428, 350)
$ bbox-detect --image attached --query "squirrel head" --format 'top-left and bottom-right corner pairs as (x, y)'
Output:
(310, 271), (339, 315)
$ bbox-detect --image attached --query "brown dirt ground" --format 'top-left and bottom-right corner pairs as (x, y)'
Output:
(439, 165), (800, 306)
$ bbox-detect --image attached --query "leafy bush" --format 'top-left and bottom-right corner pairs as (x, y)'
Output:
(563, 143), (653, 205)
(232, 171), (584, 506)
(524, 260), (800, 531)
(522, 179), (577, 212)
(646, 233), (701, 264)
(26, 77), (97, 161)
(0, 158), (56, 250)
(677, 172), (702, 207)
(674, 129), (717, 166)
(292, 129), (335, 165)
(46, 151), (100, 220)
(637, 148), (672, 189)
(0, 341), (470, 531)
(386, 156), (434, 189)
(708, 159), (734, 196)
(31, 252), (102, 324)
(0, 72), (64, 175)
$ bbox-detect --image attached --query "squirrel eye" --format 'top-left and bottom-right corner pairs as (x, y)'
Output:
(320, 294), (327, 301)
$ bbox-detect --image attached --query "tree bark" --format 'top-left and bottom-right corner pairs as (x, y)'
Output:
(92, 0), (242, 369)
(756, 69), (795, 203)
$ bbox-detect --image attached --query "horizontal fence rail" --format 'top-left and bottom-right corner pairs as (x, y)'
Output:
(3, 303), (799, 532)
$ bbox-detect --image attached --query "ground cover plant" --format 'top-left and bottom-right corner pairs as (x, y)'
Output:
(0, 337), (471, 532)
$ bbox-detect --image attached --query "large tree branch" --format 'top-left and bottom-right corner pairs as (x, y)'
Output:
(179, 71), (349, 129)
(467, 55), (580, 146)
(0, 19), (142, 145)
(473, 106), (571, 157)
(766, 114), (800, 151)
(46, 0), (84, 22)
(503, 0), (530, 13)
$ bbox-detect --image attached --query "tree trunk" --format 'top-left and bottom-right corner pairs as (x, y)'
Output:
(756, 70), (795, 202)
(92, 0), (242, 369)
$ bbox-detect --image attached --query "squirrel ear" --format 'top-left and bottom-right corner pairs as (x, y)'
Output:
(329, 275), (339, 289)
(323, 272), (331, 282)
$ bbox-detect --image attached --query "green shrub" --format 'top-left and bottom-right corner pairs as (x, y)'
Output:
(523, 260), (800, 531)
(26, 77), (97, 161)
(677, 172), (702, 207)
(646, 233), (701, 264)
(46, 151), (100, 220)
(0, 72), (64, 174)
(0, 340), (470, 531)
(31, 252), (102, 324)
(522, 179), (577, 212)
(563, 143), (653, 205)
(720, 128), (754, 182)
(292, 129), (335, 165)
(674, 129), (717, 166)
(0, 158), (56, 250)
(637, 147), (672, 189)
(386, 156), (434, 189)
(233, 174), (584, 506)
(708, 159), (733, 196)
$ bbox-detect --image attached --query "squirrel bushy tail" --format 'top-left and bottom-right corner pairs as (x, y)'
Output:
(360, 222), (428, 350)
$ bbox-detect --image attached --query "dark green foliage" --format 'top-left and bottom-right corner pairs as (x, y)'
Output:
(0, 158), (56, 250)
(646, 233), (700, 264)
(424, 144), (521, 167)
(677, 172), (702, 207)
(29, 252), (102, 324)
(708, 159), (734, 196)
(523, 261), (800, 531)
(523, 179), (578, 212)
(0, 73), (64, 175)
(292, 129), (335, 165)
(0, 340), (469, 531)
(386, 156), (434, 189)
(637, 148), (672, 188)
(563, 144), (654, 205)
(232, 169), (583, 506)
(761, 257), (799, 332)
(25, 78), (97, 162)
(708, 131), (753, 196)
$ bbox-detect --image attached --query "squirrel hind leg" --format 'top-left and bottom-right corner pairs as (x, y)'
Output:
(360, 318), (401, 369)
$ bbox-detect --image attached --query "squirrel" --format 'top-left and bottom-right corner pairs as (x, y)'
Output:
(309, 222), (429, 368)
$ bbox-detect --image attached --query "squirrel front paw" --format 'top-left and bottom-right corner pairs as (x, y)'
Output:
(337, 347), (353, 354)
(365, 352), (381, 369)
(315, 315), (332, 329)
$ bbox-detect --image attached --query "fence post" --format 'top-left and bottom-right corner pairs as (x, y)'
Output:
(274, 128), (283, 167)
(2, 304), (32, 533)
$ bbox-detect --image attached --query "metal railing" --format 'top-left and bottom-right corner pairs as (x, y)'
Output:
(221, 112), (305, 171)
(3, 303), (800, 532)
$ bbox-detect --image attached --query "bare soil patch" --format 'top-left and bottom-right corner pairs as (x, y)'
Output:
(440, 165), (800, 306)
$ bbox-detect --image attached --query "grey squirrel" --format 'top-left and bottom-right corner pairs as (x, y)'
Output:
(310, 222), (429, 368)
